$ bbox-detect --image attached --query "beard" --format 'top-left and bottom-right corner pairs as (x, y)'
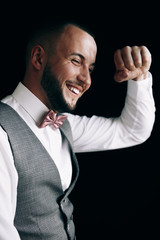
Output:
(41, 64), (76, 113)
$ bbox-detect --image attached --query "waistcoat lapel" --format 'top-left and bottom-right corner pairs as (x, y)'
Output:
(60, 120), (79, 197)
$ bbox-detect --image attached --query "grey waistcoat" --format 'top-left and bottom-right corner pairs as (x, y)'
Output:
(0, 102), (79, 240)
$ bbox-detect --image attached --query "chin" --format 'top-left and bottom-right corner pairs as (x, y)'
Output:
(67, 103), (76, 112)
(63, 96), (76, 109)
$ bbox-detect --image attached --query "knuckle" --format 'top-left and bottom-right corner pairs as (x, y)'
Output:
(114, 49), (119, 57)
(143, 56), (149, 63)
(114, 49), (120, 59)
(134, 59), (141, 67)
(114, 49), (121, 56)
(143, 54), (151, 65)
(126, 62), (135, 70)
(141, 45), (151, 56)
(132, 45), (139, 50)
(119, 63), (125, 69)
(125, 45), (131, 50)
(122, 45), (131, 52)
(115, 48), (121, 53)
(140, 45), (147, 50)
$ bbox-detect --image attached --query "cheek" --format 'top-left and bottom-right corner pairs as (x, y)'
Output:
(58, 64), (77, 86)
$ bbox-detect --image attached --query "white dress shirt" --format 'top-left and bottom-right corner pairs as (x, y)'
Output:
(0, 74), (155, 239)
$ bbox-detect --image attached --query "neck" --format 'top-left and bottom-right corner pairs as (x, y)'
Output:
(22, 73), (52, 110)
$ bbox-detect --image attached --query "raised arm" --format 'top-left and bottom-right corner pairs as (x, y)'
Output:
(67, 46), (155, 153)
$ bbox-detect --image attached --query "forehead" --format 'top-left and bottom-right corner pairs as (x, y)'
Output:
(56, 25), (97, 62)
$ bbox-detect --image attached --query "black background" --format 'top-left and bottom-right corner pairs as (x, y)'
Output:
(1, 2), (159, 239)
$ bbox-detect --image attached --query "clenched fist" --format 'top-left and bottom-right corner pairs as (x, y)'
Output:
(114, 46), (151, 82)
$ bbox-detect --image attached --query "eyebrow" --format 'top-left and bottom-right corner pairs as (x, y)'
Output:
(70, 52), (96, 67)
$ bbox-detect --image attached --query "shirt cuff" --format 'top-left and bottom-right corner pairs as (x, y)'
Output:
(127, 72), (153, 101)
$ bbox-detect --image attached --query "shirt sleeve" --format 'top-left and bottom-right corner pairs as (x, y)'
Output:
(67, 73), (155, 153)
(0, 127), (20, 240)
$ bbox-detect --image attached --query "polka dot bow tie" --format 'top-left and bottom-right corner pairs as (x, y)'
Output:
(38, 110), (67, 130)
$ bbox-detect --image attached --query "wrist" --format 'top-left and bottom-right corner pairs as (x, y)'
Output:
(133, 71), (149, 81)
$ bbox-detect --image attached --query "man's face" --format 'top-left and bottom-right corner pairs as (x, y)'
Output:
(41, 25), (97, 112)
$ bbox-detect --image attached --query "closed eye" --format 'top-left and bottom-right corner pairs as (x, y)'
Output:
(71, 58), (81, 65)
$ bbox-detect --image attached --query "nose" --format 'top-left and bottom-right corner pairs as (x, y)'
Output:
(77, 66), (91, 88)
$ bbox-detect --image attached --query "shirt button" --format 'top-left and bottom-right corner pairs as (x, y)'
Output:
(67, 223), (70, 231)
(60, 198), (66, 209)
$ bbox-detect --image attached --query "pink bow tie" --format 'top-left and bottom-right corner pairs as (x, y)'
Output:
(38, 110), (67, 130)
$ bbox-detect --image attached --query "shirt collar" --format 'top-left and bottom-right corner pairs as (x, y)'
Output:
(12, 82), (49, 124)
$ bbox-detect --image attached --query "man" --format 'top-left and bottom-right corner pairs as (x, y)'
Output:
(0, 22), (155, 239)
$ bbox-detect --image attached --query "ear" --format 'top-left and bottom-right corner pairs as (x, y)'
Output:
(30, 45), (46, 71)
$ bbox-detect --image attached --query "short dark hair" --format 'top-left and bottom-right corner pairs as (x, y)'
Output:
(25, 21), (95, 67)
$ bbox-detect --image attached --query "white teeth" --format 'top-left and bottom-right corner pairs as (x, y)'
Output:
(68, 86), (80, 95)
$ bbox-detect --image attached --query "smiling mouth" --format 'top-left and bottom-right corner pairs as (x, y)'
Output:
(66, 84), (81, 95)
